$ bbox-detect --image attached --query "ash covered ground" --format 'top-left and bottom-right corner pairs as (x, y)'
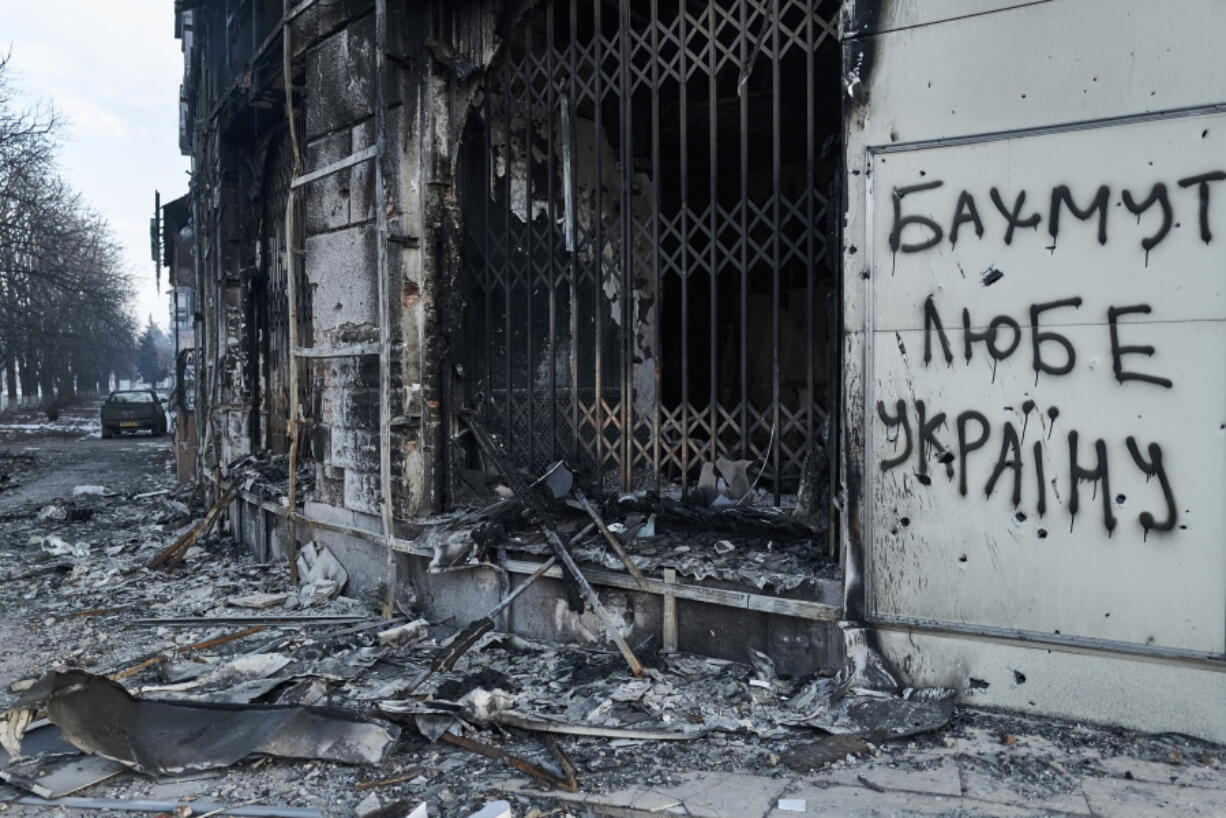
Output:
(0, 404), (1222, 817)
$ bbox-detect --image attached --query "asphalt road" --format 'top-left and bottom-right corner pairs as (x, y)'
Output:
(0, 404), (173, 512)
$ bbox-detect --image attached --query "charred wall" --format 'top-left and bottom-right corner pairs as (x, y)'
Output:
(179, 0), (841, 570)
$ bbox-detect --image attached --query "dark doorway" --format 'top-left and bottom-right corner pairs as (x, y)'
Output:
(454, 0), (841, 507)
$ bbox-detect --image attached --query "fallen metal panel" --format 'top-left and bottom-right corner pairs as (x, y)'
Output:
(0, 753), (126, 799)
(0, 790), (323, 818)
(13, 671), (399, 776)
(129, 615), (370, 626)
(0, 722), (75, 767)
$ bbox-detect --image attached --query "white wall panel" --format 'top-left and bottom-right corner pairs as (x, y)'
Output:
(843, 0), (1226, 740)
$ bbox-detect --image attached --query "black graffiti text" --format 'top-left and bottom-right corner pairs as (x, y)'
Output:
(923, 295), (1173, 389)
(876, 400), (1178, 536)
(889, 173), (1226, 254)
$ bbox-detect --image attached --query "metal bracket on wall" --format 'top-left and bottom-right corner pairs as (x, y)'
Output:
(290, 145), (377, 190)
(291, 344), (380, 359)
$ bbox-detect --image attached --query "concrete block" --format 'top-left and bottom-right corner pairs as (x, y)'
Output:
(291, 0), (367, 57)
(349, 121), (375, 224)
(411, 562), (503, 629)
(304, 130), (355, 233)
(321, 384), (378, 429)
(675, 597), (841, 677)
(304, 499), (382, 535)
(343, 468), (381, 516)
(304, 224), (377, 333)
(329, 425), (378, 471)
(317, 460), (344, 507)
(304, 17), (374, 139)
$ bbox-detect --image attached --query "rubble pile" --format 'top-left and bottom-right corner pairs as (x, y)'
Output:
(0, 423), (1222, 817)
(435, 453), (837, 594)
(0, 466), (950, 816)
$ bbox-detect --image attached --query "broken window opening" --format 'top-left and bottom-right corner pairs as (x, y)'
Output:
(451, 0), (840, 521)
(255, 130), (312, 455)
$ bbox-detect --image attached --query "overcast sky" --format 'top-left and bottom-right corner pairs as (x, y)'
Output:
(3, 0), (188, 329)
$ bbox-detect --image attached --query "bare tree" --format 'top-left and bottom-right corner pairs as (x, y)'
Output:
(0, 53), (137, 414)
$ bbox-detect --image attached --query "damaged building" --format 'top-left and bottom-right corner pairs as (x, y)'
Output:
(165, 0), (1226, 748)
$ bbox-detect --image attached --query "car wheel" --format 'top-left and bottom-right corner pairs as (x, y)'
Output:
(101, 427), (112, 439)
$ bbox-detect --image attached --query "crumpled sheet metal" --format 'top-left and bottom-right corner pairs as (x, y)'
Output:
(783, 680), (955, 742)
(11, 670), (400, 775)
(782, 625), (955, 742)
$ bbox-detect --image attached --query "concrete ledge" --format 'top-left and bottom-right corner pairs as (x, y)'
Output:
(232, 491), (846, 675)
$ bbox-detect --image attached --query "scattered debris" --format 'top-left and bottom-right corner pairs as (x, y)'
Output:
(129, 615), (370, 628)
(1, 750), (127, 798)
(781, 734), (872, 771)
(378, 619), (429, 647)
(1, 560), (72, 583)
(36, 534), (89, 558)
(0, 792), (324, 817)
(37, 502), (68, 521)
(356, 766), (429, 791)
(491, 709), (702, 741)
(4, 409), (1220, 817)
(148, 489), (237, 570)
(537, 460), (574, 500)
(111, 626), (266, 681)
(465, 801), (511, 818)
(462, 414), (643, 677)
(439, 732), (577, 792)
(227, 592), (291, 610)
(784, 627), (955, 742)
(572, 490), (648, 589)
(296, 541), (348, 603)
(356, 791), (384, 817)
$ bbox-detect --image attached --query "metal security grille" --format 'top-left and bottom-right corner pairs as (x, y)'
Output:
(456, 0), (840, 501)
(261, 133), (312, 453)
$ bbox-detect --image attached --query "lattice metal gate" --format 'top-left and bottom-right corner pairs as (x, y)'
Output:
(259, 133), (312, 454)
(455, 0), (841, 501)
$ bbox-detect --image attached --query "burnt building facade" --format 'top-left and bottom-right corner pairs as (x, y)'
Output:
(172, 0), (1226, 742)
(173, 0), (845, 677)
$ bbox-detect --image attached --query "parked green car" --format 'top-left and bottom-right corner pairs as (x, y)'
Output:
(101, 390), (167, 438)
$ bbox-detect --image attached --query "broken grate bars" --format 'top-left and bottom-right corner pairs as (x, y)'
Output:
(454, 0), (840, 504)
